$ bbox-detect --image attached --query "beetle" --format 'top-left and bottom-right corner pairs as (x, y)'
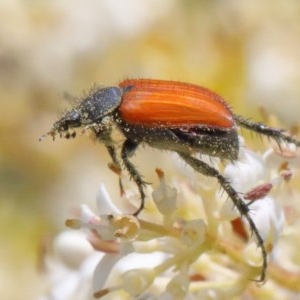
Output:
(40, 78), (300, 282)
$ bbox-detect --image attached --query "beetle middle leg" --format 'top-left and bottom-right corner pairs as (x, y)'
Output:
(177, 151), (267, 283)
(121, 139), (148, 216)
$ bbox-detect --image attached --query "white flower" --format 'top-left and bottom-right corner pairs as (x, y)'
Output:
(220, 148), (285, 246)
(41, 144), (300, 299)
(180, 219), (207, 247)
(152, 168), (177, 219)
(224, 148), (266, 192)
(122, 268), (155, 296)
(41, 230), (102, 300)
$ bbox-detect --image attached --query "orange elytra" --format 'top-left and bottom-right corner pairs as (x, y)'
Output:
(118, 79), (234, 129)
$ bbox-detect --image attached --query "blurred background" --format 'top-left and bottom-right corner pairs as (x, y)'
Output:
(1, 0), (300, 299)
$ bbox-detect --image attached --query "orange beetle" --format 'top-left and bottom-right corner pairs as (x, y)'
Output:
(41, 79), (300, 283)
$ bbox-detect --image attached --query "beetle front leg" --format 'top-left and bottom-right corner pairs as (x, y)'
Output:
(177, 151), (267, 283)
(105, 144), (122, 170)
(105, 144), (125, 196)
(121, 139), (148, 216)
(93, 125), (125, 196)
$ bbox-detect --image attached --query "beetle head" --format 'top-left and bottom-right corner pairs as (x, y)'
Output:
(38, 109), (82, 141)
(39, 86), (123, 141)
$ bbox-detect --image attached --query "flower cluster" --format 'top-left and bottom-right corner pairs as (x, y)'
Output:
(41, 140), (300, 299)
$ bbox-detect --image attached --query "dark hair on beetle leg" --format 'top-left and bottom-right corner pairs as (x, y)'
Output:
(234, 114), (300, 148)
(120, 139), (148, 216)
(177, 151), (267, 283)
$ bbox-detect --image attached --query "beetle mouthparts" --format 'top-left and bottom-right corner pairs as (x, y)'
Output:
(38, 130), (57, 141)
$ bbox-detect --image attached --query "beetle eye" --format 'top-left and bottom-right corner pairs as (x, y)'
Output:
(65, 110), (81, 128)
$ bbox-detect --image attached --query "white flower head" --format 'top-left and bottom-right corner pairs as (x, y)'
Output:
(41, 144), (299, 299)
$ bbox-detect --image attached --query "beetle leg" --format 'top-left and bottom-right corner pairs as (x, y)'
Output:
(177, 151), (267, 283)
(91, 124), (125, 196)
(234, 114), (300, 147)
(105, 145), (124, 196)
(121, 139), (148, 216)
(106, 145), (122, 172)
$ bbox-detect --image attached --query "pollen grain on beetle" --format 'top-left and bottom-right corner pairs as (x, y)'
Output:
(40, 79), (300, 299)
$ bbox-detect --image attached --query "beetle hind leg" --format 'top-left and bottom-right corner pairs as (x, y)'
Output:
(177, 151), (267, 283)
(234, 114), (300, 148)
(121, 139), (148, 216)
